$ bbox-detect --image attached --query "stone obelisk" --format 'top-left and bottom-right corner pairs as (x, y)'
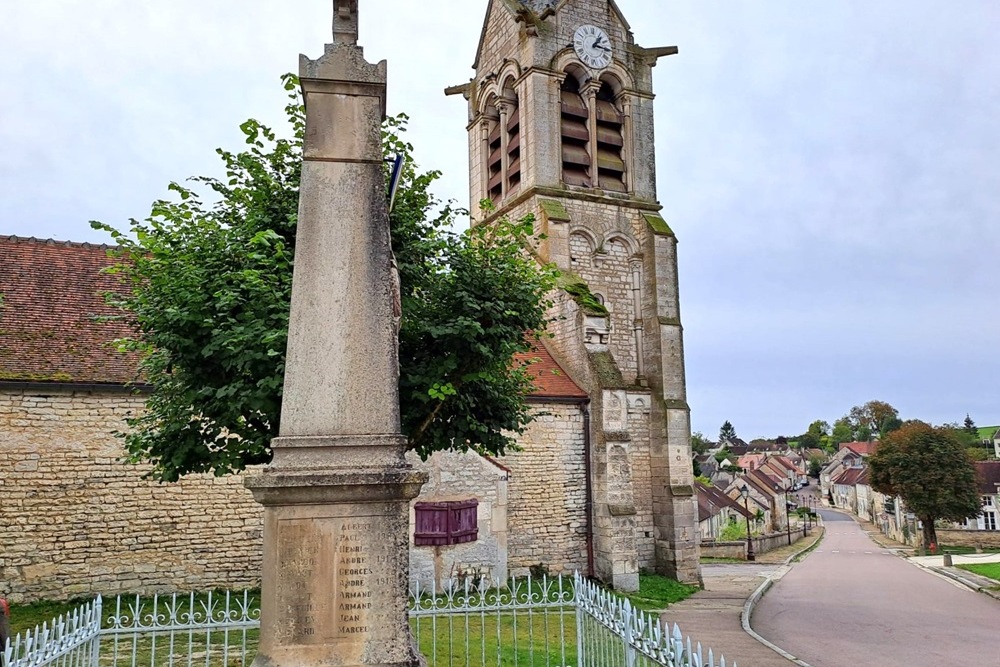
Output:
(246, 2), (426, 665)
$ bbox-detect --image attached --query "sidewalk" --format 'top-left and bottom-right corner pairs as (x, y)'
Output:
(848, 514), (914, 554)
(659, 528), (825, 666)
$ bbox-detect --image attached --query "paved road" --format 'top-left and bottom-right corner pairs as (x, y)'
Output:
(753, 510), (1000, 666)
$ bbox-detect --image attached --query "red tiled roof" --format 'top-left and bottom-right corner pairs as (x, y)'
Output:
(839, 441), (879, 456)
(514, 340), (587, 399)
(975, 462), (1000, 496)
(0, 236), (141, 385)
(833, 468), (869, 487)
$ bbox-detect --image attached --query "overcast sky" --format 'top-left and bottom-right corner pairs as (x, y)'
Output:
(2, 1), (998, 440)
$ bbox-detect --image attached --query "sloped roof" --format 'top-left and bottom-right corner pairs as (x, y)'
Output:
(746, 469), (781, 497)
(840, 441), (880, 456)
(2, 236), (585, 400)
(0, 236), (141, 386)
(833, 468), (869, 487)
(515, 340), (587, 399)
(751, 466), (785, 490)
(975, 462), (1000, 496)
(698, 481), (752, 520)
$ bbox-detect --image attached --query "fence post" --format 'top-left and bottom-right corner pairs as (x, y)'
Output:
(575, 574), (586, 667)
(623, 601), (637, 667)
(0, 597), (8, 667)
(89, 596), (102, 667)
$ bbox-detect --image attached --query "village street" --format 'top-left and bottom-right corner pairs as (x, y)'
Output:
(752, 510), (1000, 666)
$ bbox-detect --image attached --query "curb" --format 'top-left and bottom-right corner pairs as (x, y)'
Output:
(926, 566), (1000, 601)
(742, 579), (812, 667)
(739, 527), (824, 667)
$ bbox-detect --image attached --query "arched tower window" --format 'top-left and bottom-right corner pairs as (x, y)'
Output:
(560, 75), (591, 188)
(595, 82), (626, 192)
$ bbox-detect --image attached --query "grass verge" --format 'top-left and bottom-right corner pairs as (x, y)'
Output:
(957, 562), (1000, 584)
(792, 528), (826, 563)
(620, 573), (699, 612)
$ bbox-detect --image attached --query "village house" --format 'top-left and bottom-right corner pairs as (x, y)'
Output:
(964, 461), (1000, 531)
(820, 447), (864, 502)
(831, 468), (868, 516)
(695, 481), (752, 541)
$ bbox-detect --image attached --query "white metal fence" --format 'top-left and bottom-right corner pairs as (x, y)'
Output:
(3, 574), (734, 667)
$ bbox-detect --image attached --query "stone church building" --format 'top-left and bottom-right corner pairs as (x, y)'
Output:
(0, 0), (698, 602)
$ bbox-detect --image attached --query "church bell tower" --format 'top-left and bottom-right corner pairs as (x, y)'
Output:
(449, 0), (700, 586)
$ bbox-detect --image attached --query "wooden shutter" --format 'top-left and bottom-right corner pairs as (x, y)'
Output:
(414, 499), (479, 547)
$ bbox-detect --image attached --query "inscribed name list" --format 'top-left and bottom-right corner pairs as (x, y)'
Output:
(276, 515), (399, 644)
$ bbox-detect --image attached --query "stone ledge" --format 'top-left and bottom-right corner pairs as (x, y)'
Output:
(245, 468), (427, 506)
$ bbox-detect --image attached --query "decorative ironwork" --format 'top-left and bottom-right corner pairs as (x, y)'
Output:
(6, 575), (734, 667)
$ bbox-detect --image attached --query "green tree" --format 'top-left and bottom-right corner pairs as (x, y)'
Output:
(868, 421), (981, 548)
(848, 400), (899, 441)
(879, 415), (903, 439)
(691, 431), (711, 455)
(807, 420), (830, 438)
(830, 417), (854, 447)
(93, 76), (557, 481)
(808, 455), (824, 478)
(719, 420), (737, 443)
(964, 414), (978, 436)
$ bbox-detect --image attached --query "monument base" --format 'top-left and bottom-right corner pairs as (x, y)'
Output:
(246, 467), (428, 667)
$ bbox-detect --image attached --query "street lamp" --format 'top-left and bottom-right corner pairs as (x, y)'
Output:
(740, 485), (756, 562)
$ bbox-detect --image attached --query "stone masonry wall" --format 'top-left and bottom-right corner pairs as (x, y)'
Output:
(405, 451), (509, 590)
(627, 398), (655, 567)
(500, 403), (588, 576)
(936, 529), (1000, 550)
(0, 388), (263, 603)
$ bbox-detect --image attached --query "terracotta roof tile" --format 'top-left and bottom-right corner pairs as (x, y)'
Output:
(839, 441), (880, 456)
(0, 236), (141, 385)
(514, 340), (587, 399)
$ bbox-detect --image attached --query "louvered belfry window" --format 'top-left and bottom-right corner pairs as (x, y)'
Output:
(414, 499), (480, 547)
(486, 114), (504, 204)
(560, 77), (592, 188)
(595, 83), (626, 192)
(507, 98), (522, 195)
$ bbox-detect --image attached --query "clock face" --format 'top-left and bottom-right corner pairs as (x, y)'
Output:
(573, 24), (613, 70)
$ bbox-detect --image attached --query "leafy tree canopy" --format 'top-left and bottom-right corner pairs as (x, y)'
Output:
(830, 417), (854, 447)
(847, 400), (899, 441)
(807, 420), (830, 438)
(869, 421), (981, 547)
(93, 75), (557, 481)
(690, 431), (712, 456)
(797, 431), (820, 450)
(807, 456), (824, 478)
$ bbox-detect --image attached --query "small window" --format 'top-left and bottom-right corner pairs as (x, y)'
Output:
(984, 496), (994, 507)
(414, 499), (479, 546)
